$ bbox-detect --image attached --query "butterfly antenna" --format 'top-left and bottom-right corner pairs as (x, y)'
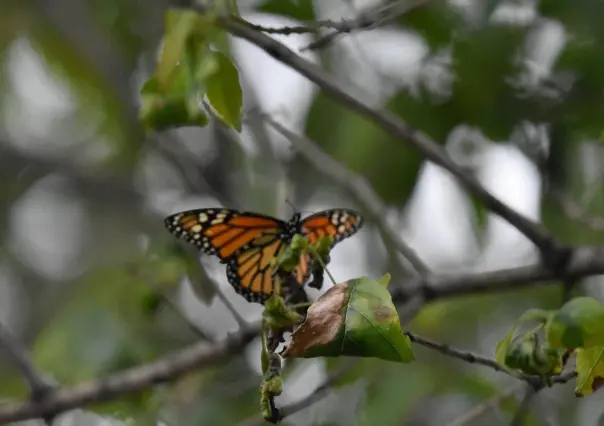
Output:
(285, 199), (299, 215)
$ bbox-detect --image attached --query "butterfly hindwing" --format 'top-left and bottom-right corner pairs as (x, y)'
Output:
(225, 238), (286, 304)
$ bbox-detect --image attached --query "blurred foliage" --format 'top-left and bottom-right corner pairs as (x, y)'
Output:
(2, 0), (604, 424)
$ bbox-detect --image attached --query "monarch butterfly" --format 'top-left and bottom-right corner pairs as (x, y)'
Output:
(164, 208), (364, 304)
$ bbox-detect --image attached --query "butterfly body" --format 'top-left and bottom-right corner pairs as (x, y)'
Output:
(164, 208), (363, 304)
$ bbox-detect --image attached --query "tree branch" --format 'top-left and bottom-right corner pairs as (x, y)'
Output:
(232, 0), (423, 40)
(302, 0), (428, 51)
(217, 15), (559, 256)
(0, 327), (258, 423)
(258, 112), (429, 276)
(412, 245), (604, 301)
(0, 322), (53, 399)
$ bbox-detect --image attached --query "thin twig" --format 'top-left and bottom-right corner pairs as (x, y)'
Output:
(238, 359), (359, 426)
(509, 384), (537, 426)
(302, 0), (428, 51)
(160, 294), (210, 340)
(447, 382), (525, 426)
(231, 0), (421, 39)
(212, 280), (249, 329)
(260, 113), (429, 276)
(405, 331), (519, 379)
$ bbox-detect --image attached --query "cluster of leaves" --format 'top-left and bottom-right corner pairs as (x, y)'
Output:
(496, 297), (604, 396)
(140, 9), (243, 132)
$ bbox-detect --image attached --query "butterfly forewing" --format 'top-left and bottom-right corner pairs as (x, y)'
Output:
(164, 208), (288, 260)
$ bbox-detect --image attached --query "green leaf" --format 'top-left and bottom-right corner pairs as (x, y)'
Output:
(305, 93), (424, 204)
(139, 75), (208, 131)
(158, 9), (201, 90)
(260, 0), (316, 21)
(376, 273), (391, 289)
(205, 51), (243, 131)
(495, 308), (551, 366)
(575, 346), (604, 397)
(450, 24), (531, 140)
(503, 333), (563, 377)
(546, 297), (604, 350)
(282, 276), (414, 363)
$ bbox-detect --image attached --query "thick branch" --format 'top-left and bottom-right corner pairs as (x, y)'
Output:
(414, 245), (604, 300)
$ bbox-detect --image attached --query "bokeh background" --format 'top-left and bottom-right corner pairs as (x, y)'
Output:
(1, 0), (604, 425)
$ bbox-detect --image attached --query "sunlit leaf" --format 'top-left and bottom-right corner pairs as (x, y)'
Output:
(575, 346), (604, 397)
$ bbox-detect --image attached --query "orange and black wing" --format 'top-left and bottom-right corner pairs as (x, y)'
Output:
(164, 208), (288, 261)
(300, 208), (364, 247)
(225, 238), (287, 304)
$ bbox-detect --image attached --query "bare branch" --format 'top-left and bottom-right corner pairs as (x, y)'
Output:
(405, 331), (518, 379)
(232, 0), (424, 41)
(259, 113), (429, 276)
(217, 15), (559, 257)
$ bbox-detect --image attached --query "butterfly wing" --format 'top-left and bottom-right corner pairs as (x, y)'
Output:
(224, 238), (286, 304)
(292, 209), (363, 290)
(164, 208), (288, 261)
(300, 208), (364, 246)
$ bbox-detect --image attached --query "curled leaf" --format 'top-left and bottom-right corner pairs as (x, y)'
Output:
(547, 297), (604, 350)
(495, 308), (551, 367)
(281, 275), (414, 363)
